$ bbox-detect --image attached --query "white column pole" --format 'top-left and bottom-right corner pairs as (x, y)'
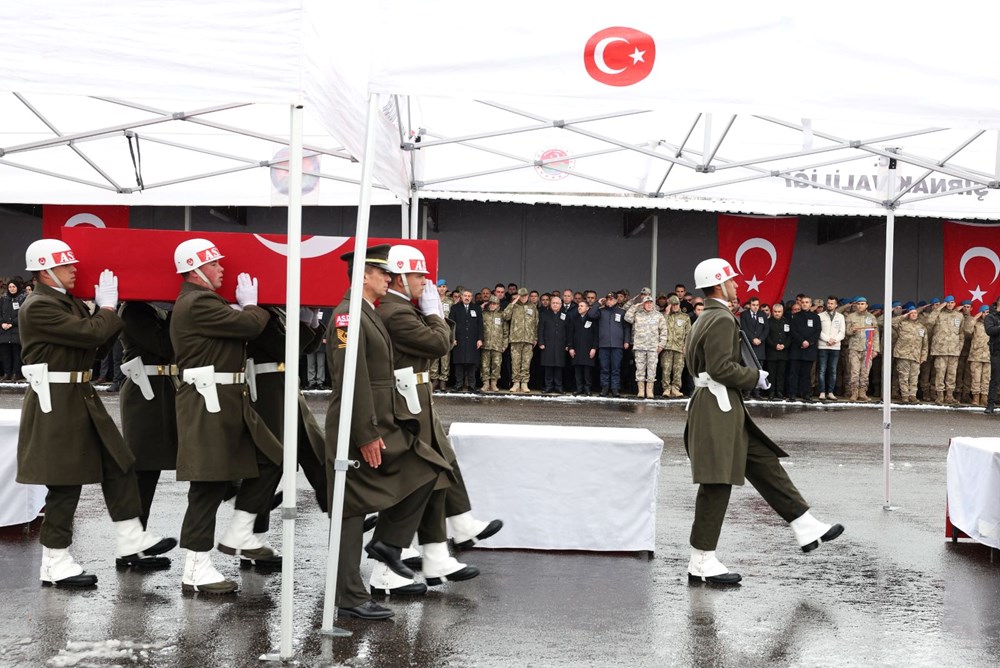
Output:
(410, 192), (421, 240)
(320, 94), (381, 635)
(882, 160), (897, 510)
(650, 214), (659, 298)
(400, 201), (410, 239)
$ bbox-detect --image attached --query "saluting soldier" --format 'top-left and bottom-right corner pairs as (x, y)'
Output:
(326, 244), (452, 620)
(963, 305), (992, 407)
(372, 245), (500, 596)
(891, 303), (929, 404)
(503, 287), (538, 393)
(684, 258), (843, 585)
(18, 239), (176, 588)
(661, 295), (692, 398)
(170, 238), (282, 594)
(925, 295), (965, 404)
(245, 306), (330, 553)
(118, 301), (178, 542)
(625, 295), (667, 399)
(843, 297), (880, 402)
(479, 295), (508, 392)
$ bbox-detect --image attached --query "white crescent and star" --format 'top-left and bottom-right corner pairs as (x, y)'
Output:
(253, 234), (348, 259)
(594, 37), (628, 75)
(64, 213), (107, 228)
(958, 246), (1000, 302)
(734, 237), (778, 292)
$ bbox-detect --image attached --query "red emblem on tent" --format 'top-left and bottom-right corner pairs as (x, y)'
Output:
(583, 27), (655, 87)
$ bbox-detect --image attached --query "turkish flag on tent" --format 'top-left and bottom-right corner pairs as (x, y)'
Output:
(942, 221), (1000, 307)
(717, 214), (797, 306)
(61, 227), (438, 307)
(42, 205), (129, 239)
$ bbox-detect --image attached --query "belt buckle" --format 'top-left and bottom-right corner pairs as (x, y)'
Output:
(276, 363), (286, 372)
(156, 365), (166, 375)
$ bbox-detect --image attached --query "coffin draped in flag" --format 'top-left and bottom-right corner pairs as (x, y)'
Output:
(61, 227), (438, 306)
(717, 215), (797, 306)
(942, 221), (1000, 308)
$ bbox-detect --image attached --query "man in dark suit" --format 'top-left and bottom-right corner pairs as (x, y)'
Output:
(450, 289), (483, 392)
(788, 296), (820, 402)
(739, 297), (768, 398)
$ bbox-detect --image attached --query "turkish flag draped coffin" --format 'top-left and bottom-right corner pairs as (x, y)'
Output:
(60, 228), (438, 307)
(942, 221), (1000, 308)
(716, 215), (798, 307)
(42, 205), (130, 239)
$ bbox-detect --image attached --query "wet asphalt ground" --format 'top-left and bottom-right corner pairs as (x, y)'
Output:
(2, 387), (1000, 668)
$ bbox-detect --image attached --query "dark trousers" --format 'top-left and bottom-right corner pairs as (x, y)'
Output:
(180, 450), (282, 552)
(787, 359), (814, 398)
(418, 459), (473, 544)
(0, 342), (21, 378)
(689, 438), (809, 551)
(500, 348), (513, 389)
(337, 479), (435, 608)
(453, 363), (476, 389)
(574, 365), (593, 393)
(987, 352), (1000, 408)
(543, 366), (564, 391)
(765, 358), (787, 397)
(41, 453), (142, 549)
(136, 470), (161, 530)
(598, 348), (624, 391)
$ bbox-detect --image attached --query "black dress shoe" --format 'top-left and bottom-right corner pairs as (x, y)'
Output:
(688, 572), (742, 585)
(402, 555), (423, 570)
(239, 554), (283, 571)
(801, 523), (845, 553)
(370, 581), (427, 597)
(117, 537), (178, 566)
(42, 572), (98, 588)
(452, 519), (504, 551)
(338, 599), (394, 620)
(986, 406), (996, 414)
(365, 540), (414, 579)
(116, 555), (171, 569)
(600, 387), (610, 397)
(362, 515), (378, 533)
(271, 491), (283, 511)
(425, 565), (480, 587)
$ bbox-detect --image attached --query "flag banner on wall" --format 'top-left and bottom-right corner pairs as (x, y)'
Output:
(942, 221), (1000, 307)
(717, 214), (798, 306)
(61, 227), (438, 307)
(42, 205), (129, 239)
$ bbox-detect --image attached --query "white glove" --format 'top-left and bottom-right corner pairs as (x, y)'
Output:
(756, 369), (771, 390)
(300, 307), (320, 329)
(236, 273), (258, 307)
(94, 269), (118, 309)
(419, 280), (444, 318)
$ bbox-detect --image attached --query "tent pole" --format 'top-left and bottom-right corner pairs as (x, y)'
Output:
(401, 201), (410, 239)
(410, 192), (421, 239)
(650, 214), (659, 298)
(882, 159), (897, 511)
(320, 94), (381, 636)
(183, 206), (191, 231)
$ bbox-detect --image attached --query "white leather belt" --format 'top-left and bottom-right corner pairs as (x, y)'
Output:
(213, 372), (246, 384)
(414, 371), (430, 384)
(254, 362), (285, 375)
(687, 372), (732, 413)
(47, 370), (92, 383)
(143, 364), (178, 376)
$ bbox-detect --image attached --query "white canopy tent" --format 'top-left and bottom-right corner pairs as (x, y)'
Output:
(0, 0), (415, 657)
(344, 0), (1000, 571)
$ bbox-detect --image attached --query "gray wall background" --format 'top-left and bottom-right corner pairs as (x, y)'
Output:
(0, 202), (946, 302)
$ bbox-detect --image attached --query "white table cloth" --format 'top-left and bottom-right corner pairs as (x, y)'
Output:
(947, 437), (1000, 549)
(0, 408), (45, 527)
(449, 422), (663, 552)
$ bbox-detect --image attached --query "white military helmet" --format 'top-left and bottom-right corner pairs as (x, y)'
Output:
(174, 238), (224, 274)
(387, 244), (429, 275)
(693, 258), (738, 289)
(25, 239), (79, 272)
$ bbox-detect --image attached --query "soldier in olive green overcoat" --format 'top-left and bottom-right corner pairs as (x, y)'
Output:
(684, 258), (843, 586)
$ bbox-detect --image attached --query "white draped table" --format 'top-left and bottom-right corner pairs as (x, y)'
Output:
(449, 422), (663, 553)
(0, 408), (45, 527)
(947, 437), (1000, 548)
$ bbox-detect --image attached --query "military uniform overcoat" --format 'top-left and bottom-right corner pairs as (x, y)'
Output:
(119, 301), (178, 471)
(376, 290), (459, 468)
(683, 299), (787, 485)
(325, 291), (450, 517)
(17, 283), (132, 485)
(170, 281), (280, 482)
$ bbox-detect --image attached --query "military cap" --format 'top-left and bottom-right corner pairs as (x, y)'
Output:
(640, 287), (652, 295)
(980, 304), (990, 313)
(892, 300), (902, 308)
(855, 296), (868, 303)
(930, 297), (940, 304)
(944, 295), (956, 302)
(488, 295), (499, 304)
(437, 278), (448, 287)
(917, 300), (927, 307)
(903, 301), (916, 312)
(871, 303), (883, 310)
(961, 299), (972, 306)
(667, 295), (680, 305)
(606, 291), (615, 298)
(641, 295), (654, 304)
(340, 243), (391, 273)
(517, 287), (528, 296)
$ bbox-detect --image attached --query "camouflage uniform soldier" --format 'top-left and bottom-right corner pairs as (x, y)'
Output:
(625, 296), (667, 399)
(964, 305), (992, 406)
(925, 295), (965, 404)
(660, 295), (692, 398)
(503, 287), (538, 393)
(917, 299), (937, 399)
(955, 300), (974, 402)
(892, 304), (928, 403)
(479, 296), (508, 392)
(429, 279), (453, 391)
(843, 297), (880, 401)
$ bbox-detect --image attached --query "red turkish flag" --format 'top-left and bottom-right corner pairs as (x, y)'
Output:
(717, 214), (797, 306)
(60, 227), (438, 307)
(42, 205), (129, 239)
(942, 221), (1000, 308)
